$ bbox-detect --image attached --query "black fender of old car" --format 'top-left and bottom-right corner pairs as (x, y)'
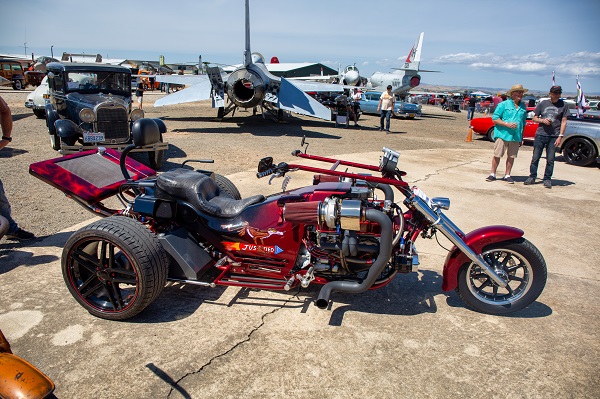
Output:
(55, 119), (83, 139)
(151, 118), (167, 134)
(45, 103), (60, 135)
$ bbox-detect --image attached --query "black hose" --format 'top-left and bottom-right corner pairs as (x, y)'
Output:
(315, 209), (393, 309)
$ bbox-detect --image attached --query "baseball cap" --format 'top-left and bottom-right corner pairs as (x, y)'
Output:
(550, 85), (562, 94)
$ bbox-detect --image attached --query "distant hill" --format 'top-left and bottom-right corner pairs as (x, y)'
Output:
(414, 83), (598, 99)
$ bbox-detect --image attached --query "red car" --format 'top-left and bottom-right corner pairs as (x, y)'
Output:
(470, 109), (537, 142)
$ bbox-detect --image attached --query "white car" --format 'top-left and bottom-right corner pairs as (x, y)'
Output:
(24, 76), (49, 118)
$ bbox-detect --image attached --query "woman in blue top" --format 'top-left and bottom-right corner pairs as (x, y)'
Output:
(486, 84), (528, 184)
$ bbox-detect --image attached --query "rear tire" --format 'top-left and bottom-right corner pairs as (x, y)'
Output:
(214, 173), (241, 199)
(61, 216), (168, 320)
(456, 238), (547, 315)
(486, 127), (495, 142)
(562, 137), (597, 166)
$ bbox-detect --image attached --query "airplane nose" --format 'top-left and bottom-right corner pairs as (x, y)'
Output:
(345, 71), (360, 85)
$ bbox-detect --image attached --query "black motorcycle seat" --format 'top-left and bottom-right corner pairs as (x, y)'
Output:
(155, 168), (265, 218)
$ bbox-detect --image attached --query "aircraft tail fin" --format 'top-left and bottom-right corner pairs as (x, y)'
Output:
(398, 32), (424, 71)
(244, 0), (252, 66)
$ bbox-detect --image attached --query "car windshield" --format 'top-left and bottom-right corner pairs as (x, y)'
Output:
(66, 71), (130, 94)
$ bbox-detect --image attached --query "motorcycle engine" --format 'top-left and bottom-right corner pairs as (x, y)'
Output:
(284, 197), (383, 275)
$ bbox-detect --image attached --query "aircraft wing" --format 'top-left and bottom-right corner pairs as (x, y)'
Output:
(289, 80), (360, 92)
(153, 78), (213, 107)
(278, 78), (332, 121)
(155, 74), (209, 85)
(0, 76), (10, 86)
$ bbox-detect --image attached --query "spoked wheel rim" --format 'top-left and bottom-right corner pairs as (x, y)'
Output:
(65, 237), (139, 314)
(466, 248), (533, 306)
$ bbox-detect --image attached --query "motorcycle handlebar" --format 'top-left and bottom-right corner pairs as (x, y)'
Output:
(256, 168), (275, 178)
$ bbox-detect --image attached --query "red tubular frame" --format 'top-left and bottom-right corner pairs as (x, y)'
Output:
(288, 152), (409, 189)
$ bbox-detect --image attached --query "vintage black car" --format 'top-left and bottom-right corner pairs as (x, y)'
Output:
(45, 62), (168, 169)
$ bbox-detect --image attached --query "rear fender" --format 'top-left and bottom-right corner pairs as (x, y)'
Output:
(441, 225), (524, 291)
(55, 119), (83, 138)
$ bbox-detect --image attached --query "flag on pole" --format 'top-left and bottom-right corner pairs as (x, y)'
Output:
(576, 76), (587, 118)
(552, 71), (555, 86)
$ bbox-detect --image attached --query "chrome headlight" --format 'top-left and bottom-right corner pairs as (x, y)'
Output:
(79, 108), (95, 123)
(130, 108), (144, 121)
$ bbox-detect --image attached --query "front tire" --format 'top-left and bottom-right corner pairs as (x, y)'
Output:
(50, 133), (61, 151)
(456, 238), (547, 315)
(562, 137), (597, 166)
(33, 109), (45, 119)
(12, 80), (23, 90)
(486, 127), (495, 142)
(147, 133), (165, 170)
(61, 216), (168, 320)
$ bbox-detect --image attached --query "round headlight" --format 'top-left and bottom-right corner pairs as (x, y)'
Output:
(130, 108), (144, 121)
(79, 108), (95, 123)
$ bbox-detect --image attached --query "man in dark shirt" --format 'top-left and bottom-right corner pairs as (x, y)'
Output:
(135, 81), (144, 110)
(525, 85), (570, 189)
(467, 95), (477, 120)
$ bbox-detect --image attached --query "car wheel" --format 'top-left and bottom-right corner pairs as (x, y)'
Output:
(50, 133), (61, 151)
(486, 127), (495, 142)
(562, 137), (598, 166)
(147, 134), (165, 170)
(61, 136), (77, 146)
(61, 216), (168, 320)
(33, 109), (45, 119)
(12, 80), (23, 90)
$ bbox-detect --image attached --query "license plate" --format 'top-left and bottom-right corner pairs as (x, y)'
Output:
(408, 113), (415, 118)
(83, 131), (105, 143)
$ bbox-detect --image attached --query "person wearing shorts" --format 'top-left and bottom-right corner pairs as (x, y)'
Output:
(486, 84), (528, 184)
(135, 81), (144, 110)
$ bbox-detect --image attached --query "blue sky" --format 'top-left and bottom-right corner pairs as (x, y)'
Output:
(3, 0), (599, 95)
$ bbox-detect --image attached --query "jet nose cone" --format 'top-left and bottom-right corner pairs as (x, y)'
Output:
(345, 71), (360, 85)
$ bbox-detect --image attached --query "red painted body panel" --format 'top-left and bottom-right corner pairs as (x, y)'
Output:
(470, 116), (538, 141)
(441, 225), (524, 291)
(29, 149), (156, 204)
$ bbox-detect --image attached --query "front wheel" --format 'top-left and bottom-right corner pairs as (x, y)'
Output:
(61, 216), (168, 320)
(486, 127), (495, 142)
(456, 238), (547, 315)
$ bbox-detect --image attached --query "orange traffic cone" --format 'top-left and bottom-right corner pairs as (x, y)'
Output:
(465, 127), (473, 142)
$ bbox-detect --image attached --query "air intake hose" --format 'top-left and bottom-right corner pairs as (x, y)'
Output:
(315, 208), (393, 309)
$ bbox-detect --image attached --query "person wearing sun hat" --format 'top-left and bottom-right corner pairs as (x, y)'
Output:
(524, 85), (570, 189)
(485, 84), (528, 184)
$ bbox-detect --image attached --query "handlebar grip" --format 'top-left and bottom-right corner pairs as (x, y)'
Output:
(256, 168), (274, 178)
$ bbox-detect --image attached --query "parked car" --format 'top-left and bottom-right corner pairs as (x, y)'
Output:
(0, 58), (27, 90)
(470, 114), (538, 142)
(25, 76), (49, 118)
(45, 62), (168, 169)
(470, 111), (600, 166)
(359, 91), (422, 119)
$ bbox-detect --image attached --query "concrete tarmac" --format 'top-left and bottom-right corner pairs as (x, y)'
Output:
(1, 148), (599, 398)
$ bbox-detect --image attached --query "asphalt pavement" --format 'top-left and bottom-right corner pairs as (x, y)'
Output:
(1, 148), (599, 399)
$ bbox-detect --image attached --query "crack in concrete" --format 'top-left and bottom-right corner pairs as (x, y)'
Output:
(165, 290), (300, 398)
(408, 160), (481, 184)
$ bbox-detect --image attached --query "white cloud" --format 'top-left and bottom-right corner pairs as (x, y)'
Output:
(431, 51), (600, 78)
